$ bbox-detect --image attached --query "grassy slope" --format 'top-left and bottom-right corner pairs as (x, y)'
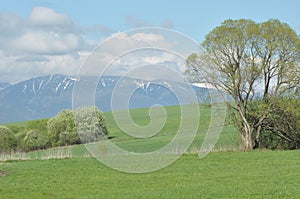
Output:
(0, 150), (299, 198)
(1, 106), (299, 198)
(2, 105), (240, 160)
(104, 105), (240, 153)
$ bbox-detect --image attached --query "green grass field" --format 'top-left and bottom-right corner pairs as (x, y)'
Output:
(1, 150), (299, 198)
(1, 105), (299, 198)
(103, 105), (240, 153)
(2, 105), (241, 160)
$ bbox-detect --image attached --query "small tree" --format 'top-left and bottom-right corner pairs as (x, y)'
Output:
(47, 110), (76, 146)
(0, 126), (17, 153)
(23, 129), (50, 151)
(74, 106), (108, 143)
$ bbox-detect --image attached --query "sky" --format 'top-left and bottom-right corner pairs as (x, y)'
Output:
(1, 0), (300, 83)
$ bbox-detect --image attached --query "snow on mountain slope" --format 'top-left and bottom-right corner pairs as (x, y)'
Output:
(0, 74), (209, 123)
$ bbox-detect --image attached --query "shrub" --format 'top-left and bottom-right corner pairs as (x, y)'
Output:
(0, 126), (17, 153)
(47, 107), (107, 146)
(8, 125), (26, 134)
(57, 130), (81, 146)
(261, 98), (300, 149)
(47, 110), (75, 146)
(74, 106), (108, 143)
(15, 129), (28, 151)
(249, 98), (300, 149)
(23, 129), (50, 151)
(27, 119), (48, 133)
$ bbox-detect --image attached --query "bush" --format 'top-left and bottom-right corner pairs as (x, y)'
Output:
(15, 129), (28, 151)
(0, 107), (108, 152)
(261, 98), (300, 149)
(249, 98), (300, 150)
(8, 125), (26, 134)
(0, 126), (17, 153)
(47, 107), (107, 146)
(47, 110), (76, 146)
(57, 130), (81, 146)
(27, 119), (48, 133)
(23, 129), (50, 151)
(74, 106), (108, 143)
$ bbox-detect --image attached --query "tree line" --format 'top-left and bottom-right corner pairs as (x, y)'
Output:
(0, 106), (108, 153)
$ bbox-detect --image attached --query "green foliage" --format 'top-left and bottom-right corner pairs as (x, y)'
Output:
(261, 98), (300, 149)
(2, 119), (50, 152)
(23, 129), (50, 151)
(57, 130), (80, 146)
(15, 130), (28, 151)
(187, 18), (300, 149)
(7, 125), (26, 134)
(26, 119), (48, 133)
(47, 110), (77, 146)
(0, 126), (17, 153)
(47, 106), (108, 146)
(245, 98), (300, 149)
(1, 107), (108, 151)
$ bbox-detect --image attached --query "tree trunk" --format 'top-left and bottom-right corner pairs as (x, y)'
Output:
(253, 124), (262, 149)
(241, 127), (253, 150)
(238, 107), (254, 150)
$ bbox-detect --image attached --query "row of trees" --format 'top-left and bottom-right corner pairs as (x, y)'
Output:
(0, 106), (108, 153)
(187, 19), (300, 149)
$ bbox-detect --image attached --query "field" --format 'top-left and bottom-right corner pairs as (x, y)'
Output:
(1, 151), (299, 198)
(1, 105), (299, 198)
(1, 105), (241, 161)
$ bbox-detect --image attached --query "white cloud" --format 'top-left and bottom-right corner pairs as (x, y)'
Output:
(16, 55), (49, 62)
(11, 31), (84, 54)
(29, 7), (73, 28)
(0, 49), (84, 83)
(99, 32), (176, 57)
(0, 7), (90, 56)
(0, 7), (183, 84)
(0, 7), (95, 83)
(77, 31), (184, 78)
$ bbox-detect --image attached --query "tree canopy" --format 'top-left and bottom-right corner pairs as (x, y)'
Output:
(187, 19), (300, 149)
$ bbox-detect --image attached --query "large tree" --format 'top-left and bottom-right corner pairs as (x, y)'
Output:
(186, 19), (300, 149)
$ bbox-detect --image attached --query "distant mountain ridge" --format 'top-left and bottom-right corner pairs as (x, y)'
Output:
(0, 74), (209, 123)
(0, 82), (11, 91)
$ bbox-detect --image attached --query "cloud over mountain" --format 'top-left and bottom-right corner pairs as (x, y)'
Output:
(0, 7), (180, 84)
(0, 7), (92, 83)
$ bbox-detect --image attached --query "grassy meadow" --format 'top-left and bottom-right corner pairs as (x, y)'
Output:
(1, 105), (299, 198)
(1, 151), (299, 198)
(1, 105), (241, 160)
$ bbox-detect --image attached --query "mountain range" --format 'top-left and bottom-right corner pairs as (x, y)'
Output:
(0, 82), (11, 91)
(0, 74), (209, 124)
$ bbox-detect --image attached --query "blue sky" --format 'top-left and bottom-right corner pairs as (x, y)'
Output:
(0, 0), (300, 83)
(2, 0), (300, 40)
